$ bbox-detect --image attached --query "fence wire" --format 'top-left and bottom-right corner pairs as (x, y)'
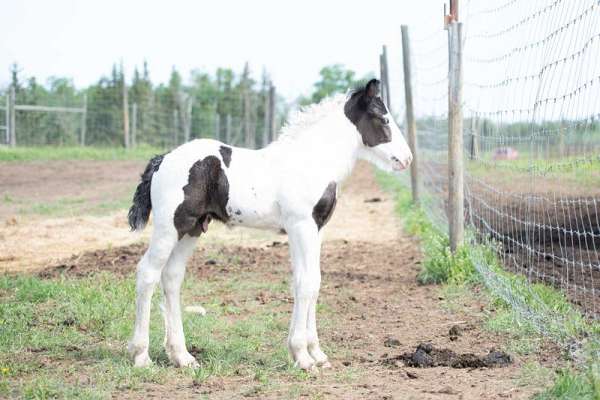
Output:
(389, 0), (600, 337)
(1, 91), (278, 150)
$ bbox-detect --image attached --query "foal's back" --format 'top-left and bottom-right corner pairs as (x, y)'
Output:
(151, 138), (283, 233)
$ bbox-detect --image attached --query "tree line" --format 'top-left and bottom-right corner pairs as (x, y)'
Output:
(3, 62), (284, 148)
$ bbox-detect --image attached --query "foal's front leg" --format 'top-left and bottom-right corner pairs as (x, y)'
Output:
(306, 230), (330, 367)
(286, 219), (322, 370)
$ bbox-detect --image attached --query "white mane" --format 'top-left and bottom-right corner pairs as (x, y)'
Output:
(274, 94), (347, 144)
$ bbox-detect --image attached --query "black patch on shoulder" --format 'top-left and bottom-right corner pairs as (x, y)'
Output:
(219, 146), (232, 168)
(312, 182), (337, 230)
(173, 156), (230, 239)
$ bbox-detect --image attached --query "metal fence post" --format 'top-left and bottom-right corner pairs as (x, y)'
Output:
(401, 25), (420, 205)
(448, 21), (464, 252)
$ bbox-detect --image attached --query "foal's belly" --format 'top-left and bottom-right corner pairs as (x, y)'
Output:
(223, 155), (282, 231)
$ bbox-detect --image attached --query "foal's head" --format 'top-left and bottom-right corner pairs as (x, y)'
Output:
(344, 79), (412, 172)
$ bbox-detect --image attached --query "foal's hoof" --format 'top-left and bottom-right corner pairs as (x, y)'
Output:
(318, 360), (332, 369)
(294, 357), (316, 372)
(172, 352), (200, 369)
(133, 353), (153, 368)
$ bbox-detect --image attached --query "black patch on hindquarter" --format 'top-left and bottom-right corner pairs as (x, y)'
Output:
(312, 182), (337, 230)
(219, 146), (232, 167)
(344, 79), (392, 147)
(173, 156), (230, 239)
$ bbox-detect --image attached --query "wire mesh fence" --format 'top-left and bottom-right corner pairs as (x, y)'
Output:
(1, 80), (280, 150)
(386, 0), (600, 329)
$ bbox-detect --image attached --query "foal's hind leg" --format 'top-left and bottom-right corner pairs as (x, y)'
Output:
(129, 226), (178, 367)
(161, 235), (199, 368)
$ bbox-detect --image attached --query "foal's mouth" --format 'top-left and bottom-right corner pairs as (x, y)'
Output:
(391, 158), (410, 171)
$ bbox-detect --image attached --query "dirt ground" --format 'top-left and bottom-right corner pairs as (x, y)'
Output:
(1, 160), (556, 399)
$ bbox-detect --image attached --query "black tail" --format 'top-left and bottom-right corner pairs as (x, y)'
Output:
(128, 154), (165, 231)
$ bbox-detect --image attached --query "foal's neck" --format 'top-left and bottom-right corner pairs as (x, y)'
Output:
(266, 111), (361, 185)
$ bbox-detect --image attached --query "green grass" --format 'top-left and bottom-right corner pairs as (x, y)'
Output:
(376, 171), (477, 285)
(376, 170), (600, 400)
(467, 154), (600, 187)
(0, 269), (326, 399)
(0, 145), (164, 162)
(534, 365), (600, 400)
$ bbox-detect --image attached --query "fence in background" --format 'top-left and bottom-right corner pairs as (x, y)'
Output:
(0, 85), (279, 149)
(382, 0), (600, 341)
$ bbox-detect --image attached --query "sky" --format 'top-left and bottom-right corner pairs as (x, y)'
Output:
(0, 0), (442, 101)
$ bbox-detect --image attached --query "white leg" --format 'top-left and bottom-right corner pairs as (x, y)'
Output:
(128, 228), (177, 367)
(306, 231), (330, 367)
(286, 219), (321, 371)
(161, 235), (199, 368)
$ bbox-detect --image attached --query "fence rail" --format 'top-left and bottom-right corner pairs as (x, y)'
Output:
(383, 0), (600, 329)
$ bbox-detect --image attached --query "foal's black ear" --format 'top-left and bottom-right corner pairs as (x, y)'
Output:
(365, 79), (380, 98)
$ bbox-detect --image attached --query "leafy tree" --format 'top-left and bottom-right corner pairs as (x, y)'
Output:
(300, 64), (359, 105)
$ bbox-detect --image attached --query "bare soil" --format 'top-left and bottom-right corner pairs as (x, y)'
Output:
(12, 160), (559, 399)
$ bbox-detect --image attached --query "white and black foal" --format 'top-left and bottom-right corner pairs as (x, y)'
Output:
(127, 79), (412, 370)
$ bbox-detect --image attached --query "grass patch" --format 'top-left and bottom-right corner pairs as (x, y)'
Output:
(0, 145), (164, 162)
(534, 365), (600, 400)
(376, 171), (477, 285)
(0, 268), (330, 398)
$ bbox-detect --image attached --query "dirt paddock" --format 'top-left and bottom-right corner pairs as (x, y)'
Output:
(0, 160), (557, 399)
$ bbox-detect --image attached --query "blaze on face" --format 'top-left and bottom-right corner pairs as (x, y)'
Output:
(344, 79), (392, 147)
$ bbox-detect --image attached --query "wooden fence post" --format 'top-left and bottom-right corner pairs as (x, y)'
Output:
(269, 84), (276, 142)
(226, 114), (232, 144)
(379, 54), (387, 107)
(123, 81), (130, 149)
(401, 25), (420, 204)
(5, 91), (10, 145)
(470, 114), (479, 160)
(184, 98), (192, 143)
(262, 84), (270, 147)
(172, 109), (179, 147)
(448, 21), (464, 252)
(381, 45), (391, 110)
(214, 112), (221, 141)
(80, 94), (87, 146)
(9, 86), (16, 147)
(243, 91), (253, 148)
(131, 102), (138, 148)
